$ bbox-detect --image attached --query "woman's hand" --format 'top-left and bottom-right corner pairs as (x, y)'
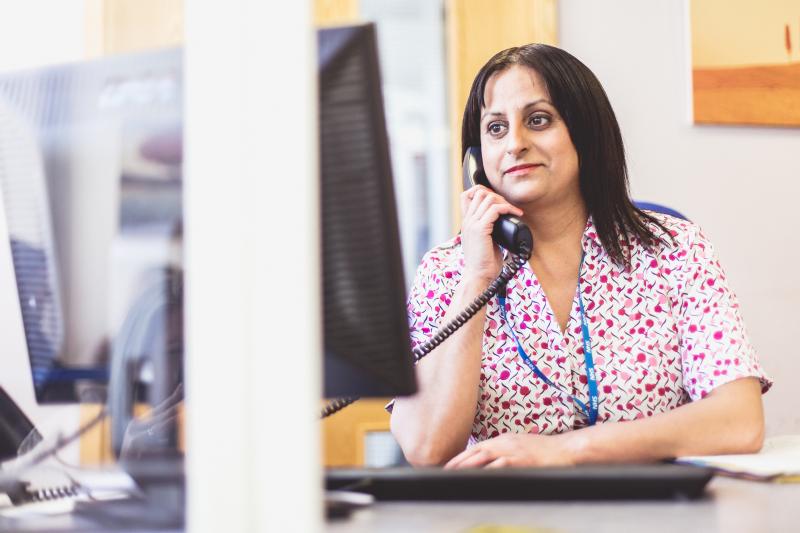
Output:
(460, 185), (523, 283)
(443, 431), (581, 469)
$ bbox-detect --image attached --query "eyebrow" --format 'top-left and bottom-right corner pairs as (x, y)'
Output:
(480, 99), (553, 122)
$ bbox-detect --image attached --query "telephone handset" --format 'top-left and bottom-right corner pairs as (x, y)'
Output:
(462, 147), (532, 256)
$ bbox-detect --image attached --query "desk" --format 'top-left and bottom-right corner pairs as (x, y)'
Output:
(326, 477), (800, 532)
(0, 498), (181, 532)
(0, 458), (183, 532)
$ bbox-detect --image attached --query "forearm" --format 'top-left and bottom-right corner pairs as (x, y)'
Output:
(567, 377), (765, 464)
(391, 277), (491, 465)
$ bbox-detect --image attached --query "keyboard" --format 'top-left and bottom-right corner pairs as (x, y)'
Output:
(326, 463), (713, 501)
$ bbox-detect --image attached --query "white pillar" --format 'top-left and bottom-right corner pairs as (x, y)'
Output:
(184, 1), (321, 531)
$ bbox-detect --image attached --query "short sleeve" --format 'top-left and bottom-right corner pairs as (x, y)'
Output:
(672, 225), (772, 400)
(405, 242), (462, 354)
(386, 239), (462, 413)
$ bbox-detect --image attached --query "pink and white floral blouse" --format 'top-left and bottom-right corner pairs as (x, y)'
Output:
(406, 213), (771, 441)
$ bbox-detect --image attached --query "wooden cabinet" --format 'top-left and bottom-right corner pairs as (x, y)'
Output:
(445, 0), (557, 229)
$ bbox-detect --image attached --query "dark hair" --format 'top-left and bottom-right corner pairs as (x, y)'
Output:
(461, 43), (668, 267)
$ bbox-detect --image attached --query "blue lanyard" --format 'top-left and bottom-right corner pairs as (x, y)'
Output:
(498, 261), (599, 425)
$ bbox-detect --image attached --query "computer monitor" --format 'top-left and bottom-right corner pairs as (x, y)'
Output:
(0, 49), (183, 407)
(319, 23), (417, 398)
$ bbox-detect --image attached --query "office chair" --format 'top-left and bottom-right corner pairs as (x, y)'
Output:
(634, 201), (688, 221)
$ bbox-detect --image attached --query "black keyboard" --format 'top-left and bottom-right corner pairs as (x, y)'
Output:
(326, 463), (713, 501)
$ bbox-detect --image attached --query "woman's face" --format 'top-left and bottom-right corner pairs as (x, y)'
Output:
(480, 65), (580, 211)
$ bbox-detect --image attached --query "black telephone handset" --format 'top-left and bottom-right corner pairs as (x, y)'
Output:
(462, 147), (533, 256)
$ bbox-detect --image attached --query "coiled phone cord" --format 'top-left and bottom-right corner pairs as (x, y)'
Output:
(320, 244), (531, 419)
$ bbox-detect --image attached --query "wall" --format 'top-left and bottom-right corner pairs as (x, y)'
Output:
(0, 0), (87, 463)
(0, 1), (85, 71)
(559, 0), (800, 435)
(84, 0), (182, 57)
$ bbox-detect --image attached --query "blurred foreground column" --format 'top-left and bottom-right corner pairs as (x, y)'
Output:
(185, 1), (321, 531)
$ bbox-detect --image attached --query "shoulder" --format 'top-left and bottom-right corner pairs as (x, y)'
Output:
(639, 212), (724, 288)
(639, 211), (709, 256)
(408, 235), (464, 300)
(416, 235), (464, 276)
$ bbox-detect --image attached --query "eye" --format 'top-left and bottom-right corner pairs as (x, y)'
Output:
(487, 121), (507, 136)
(528, 113), (552, 129)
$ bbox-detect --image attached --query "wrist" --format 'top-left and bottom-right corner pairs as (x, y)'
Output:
(562, 428), (594, 465)
(460, 272), (495, 288)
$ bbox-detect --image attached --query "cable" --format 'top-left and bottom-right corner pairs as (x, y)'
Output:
(1, 406), (108, 476)
(321, 244), (531, 418)
(321, 396), (360, 418)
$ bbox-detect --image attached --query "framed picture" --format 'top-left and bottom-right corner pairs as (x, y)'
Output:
(691, 0), (800, 127)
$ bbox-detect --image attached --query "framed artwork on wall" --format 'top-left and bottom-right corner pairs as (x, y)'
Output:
(690, 0), (800, 127)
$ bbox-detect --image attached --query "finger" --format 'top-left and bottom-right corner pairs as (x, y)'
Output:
(478, 204), (524, 229)
(485, 457), (510, 469)
(443, 450), (472, 469)
(464, 188), (489, 219)
(450, 449), (496, 469)
(465, 184), (492, 198)
(443, 447), (482, 469)
(460, 189), (474, 217)
(473, 194), (524, 222)
(471, 190), (501, 221)
(462, 185), (495, 214)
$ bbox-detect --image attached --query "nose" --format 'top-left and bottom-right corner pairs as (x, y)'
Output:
(505, 120), (529, 158)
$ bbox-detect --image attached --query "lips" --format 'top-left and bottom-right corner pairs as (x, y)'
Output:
(503, 163), (541, 175)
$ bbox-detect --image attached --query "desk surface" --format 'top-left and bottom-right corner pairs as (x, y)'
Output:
(326, 477), (800, 533)
(3, 475), (798, 532)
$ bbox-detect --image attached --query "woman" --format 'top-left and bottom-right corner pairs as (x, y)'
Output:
(390, 44), (770, 468)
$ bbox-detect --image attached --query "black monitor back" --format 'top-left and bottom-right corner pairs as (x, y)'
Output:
(319, 23), (416, 398)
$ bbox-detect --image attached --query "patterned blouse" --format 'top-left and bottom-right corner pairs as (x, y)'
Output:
(405, 213), (771, 441)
